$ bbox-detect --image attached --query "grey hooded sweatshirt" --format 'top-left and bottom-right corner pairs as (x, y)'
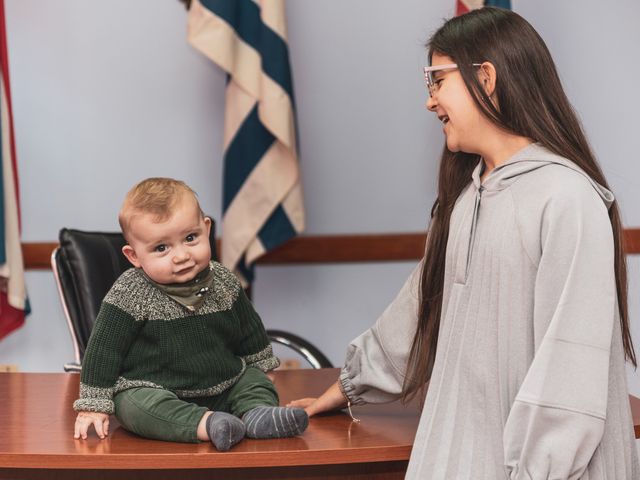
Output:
(340, 143), (639, 479)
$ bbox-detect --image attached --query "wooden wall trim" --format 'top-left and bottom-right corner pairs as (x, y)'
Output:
(23, 242), (59, 270)
(21, 228), (640, 270)
(624, 228), (640, 255)
(257, 233), (427, 265)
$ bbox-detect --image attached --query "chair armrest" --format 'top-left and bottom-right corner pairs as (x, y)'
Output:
(267, 329), (333, 369)
(63, 362), (82, 373)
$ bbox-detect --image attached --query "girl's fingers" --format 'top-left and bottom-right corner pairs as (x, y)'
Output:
(287, 397), (316, 408)
(104, 418), (109, 436)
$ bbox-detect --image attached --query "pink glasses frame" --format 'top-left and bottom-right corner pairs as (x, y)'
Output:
(423, 63), (483, 97)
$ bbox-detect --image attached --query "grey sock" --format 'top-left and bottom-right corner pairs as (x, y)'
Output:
(206, 412), (246, 451)
(242, 406), (309, 439)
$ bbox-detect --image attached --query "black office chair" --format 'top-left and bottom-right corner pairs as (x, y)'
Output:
(51, 219), (332, 372)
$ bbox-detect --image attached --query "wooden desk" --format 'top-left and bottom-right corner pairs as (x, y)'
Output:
(0, 369), (416, 479)
(1, 369), (639, 480)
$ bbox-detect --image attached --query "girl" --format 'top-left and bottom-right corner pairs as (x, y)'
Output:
(290, 7), (640, 479)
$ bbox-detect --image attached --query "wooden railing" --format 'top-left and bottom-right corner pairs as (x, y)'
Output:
(21, 228), (640, 270)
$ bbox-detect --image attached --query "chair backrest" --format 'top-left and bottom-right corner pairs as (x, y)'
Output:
(52, 219), (217, 365)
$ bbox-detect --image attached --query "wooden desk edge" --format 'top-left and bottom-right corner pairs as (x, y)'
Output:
(630, 395), (640, 439)
(0, 445), (413, 470)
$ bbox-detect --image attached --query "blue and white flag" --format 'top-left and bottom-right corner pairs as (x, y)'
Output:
(0, 0), (29, 340)
(188, 0), (305, 283)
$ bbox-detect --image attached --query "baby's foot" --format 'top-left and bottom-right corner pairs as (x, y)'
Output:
(242, 406), (308, 439)
(206, 412), (245, 451)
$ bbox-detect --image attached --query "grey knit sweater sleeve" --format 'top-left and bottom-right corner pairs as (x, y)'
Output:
(503, 172), (615, 479)
(339, 262), (421, 405)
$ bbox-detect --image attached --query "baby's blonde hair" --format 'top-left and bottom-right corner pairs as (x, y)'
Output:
(119, 178), (203, 240)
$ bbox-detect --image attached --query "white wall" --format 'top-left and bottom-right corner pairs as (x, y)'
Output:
(2, 0), (640, 405)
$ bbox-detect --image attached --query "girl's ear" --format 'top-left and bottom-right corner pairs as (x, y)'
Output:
(479, 61), (497, 97)
(122, 244), (141, 268)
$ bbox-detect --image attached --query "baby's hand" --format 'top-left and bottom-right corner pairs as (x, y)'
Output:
(74, 411), (110, 440)
(287, 397), (318, 416)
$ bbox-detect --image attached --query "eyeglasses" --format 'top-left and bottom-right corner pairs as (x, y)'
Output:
(423, 63), (483, 97)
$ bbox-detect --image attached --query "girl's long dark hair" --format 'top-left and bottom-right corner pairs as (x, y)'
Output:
(402, 7), (636, 401)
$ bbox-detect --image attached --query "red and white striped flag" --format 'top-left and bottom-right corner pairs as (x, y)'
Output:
(0, 0), (29, 340)
(456, 0), (511, 16)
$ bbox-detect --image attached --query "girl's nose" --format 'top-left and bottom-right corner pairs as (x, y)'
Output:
(426, 94), (437, 111)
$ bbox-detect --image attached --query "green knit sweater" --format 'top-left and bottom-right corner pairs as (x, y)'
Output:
(73, 261), (279, 415)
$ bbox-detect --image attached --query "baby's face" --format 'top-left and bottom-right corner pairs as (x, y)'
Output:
(122, 196), (212, 284)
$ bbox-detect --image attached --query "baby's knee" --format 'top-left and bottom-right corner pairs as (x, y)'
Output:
(114, 388), (204, 443)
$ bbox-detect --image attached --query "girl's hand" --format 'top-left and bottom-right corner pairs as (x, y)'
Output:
(287, 381), (348, 417)
(287, 397), (318, 416)
(74, 411), (110, 440)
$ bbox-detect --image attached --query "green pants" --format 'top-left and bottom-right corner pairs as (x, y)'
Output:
(113, 367), (278, 443)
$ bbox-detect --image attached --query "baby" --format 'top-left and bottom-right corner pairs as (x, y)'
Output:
(72, 177), (308, 450)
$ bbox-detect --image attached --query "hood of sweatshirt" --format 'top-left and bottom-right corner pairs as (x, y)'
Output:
(458, 143), (614, 283)
(470, 142), (614, 209)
